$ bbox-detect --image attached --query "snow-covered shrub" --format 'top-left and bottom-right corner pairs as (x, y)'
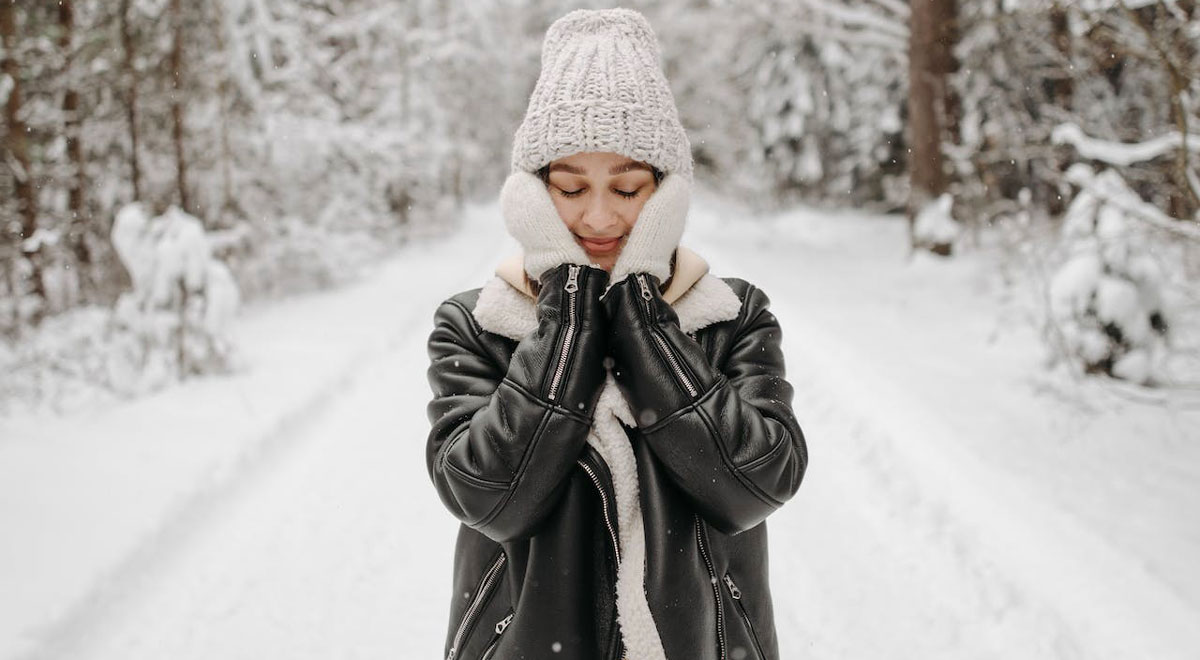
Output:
(107, 203), (241, 395)
(1047, 165), (1169, 384)
(0, 306), (115, 415)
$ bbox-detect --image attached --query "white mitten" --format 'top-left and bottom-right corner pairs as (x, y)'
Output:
(607, 173), (691, 290)
(500, 170), (594, 282)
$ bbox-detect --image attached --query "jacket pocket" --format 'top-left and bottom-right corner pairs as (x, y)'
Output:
(478, 608), (515, 660)
(446, 551), (508, 660)
(722, 571), (767, 660)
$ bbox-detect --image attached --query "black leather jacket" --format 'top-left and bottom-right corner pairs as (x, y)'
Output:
(425, 263), (807, 660)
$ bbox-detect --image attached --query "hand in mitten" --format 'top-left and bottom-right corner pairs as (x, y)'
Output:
(605, 173), (691, 292)
(500, 170), (595, 283)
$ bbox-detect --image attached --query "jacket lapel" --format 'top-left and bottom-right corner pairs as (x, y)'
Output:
(473, 245), (743, 340)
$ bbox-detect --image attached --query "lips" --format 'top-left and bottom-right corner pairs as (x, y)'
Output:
(578, 235), (623, 254)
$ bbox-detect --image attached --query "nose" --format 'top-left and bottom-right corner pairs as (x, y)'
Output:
(579, 193), (620, 236)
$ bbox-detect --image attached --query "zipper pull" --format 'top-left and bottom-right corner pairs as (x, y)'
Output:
(723, 574), (742, 600)
(495, 612), (515, 634)
(637, 273), (652, 301)
(564, 264), (580, 293)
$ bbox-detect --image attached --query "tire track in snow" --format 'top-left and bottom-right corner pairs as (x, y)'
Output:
(21, 204), (511, 660)
(688, 199), (1200, 659)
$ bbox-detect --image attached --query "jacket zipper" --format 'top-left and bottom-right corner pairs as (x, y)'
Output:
(637, 274), (698, 398)
(479, 610), (515, 660)
(723, 573), (767, 660)
(446, 552), (507, 660)
(578, 456), (624, 660)
(694, 514), (726, 659)
(577, 458), (621, 565)
(547, 264), (581, 401)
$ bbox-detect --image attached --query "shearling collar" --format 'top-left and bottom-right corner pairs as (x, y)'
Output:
(494, 245), (710, 305)
(474, 245), (743, 341)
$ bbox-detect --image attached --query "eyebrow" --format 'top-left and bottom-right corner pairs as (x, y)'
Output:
(548, 161), (652, 176)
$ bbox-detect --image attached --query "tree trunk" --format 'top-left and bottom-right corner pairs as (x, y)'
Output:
(1, 2), (47, 307)
(120, 0), (142, 202)
(907, 0), (949, 223)
(907, 0), (955, 253)
(1048, 2), (1074, 107)
(169, 0), (191, 215)
(60, 0), (93, 302)
(933, 0), (961, 146)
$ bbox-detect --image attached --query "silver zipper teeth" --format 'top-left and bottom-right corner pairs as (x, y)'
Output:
(577, 459), (621, 564)
(548, 264), (581, 401)
(695, 514), (726, 660)
(638, 274), (698, 397)
(651, 331), (697, 396)
(724, 573), (767, 658)
(580, 458), (625, 660)
(446, 553), (507, 660)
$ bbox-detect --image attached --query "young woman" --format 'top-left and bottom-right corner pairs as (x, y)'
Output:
(425, 9), (807, 660)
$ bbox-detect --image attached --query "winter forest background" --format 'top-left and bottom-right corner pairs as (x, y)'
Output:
(2, 0), (1200, 659)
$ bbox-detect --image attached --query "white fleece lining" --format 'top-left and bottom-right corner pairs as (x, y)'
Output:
(470, 270), (743, 660)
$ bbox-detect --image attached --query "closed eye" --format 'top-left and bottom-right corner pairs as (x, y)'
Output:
(554, 187), (641, 199)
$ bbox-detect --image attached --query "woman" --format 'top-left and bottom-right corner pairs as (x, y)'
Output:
(425, 8), (807, 660)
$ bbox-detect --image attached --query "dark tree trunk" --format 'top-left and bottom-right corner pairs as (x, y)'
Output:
(60, 0), (93, 301)
(169, 0), (191, 215)
(1048, 2), (1074, 106)
(907, 0), (948, 215)
(120, 0), (142, 202)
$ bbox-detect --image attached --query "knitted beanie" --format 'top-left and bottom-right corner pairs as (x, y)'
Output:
(510, 8), (694, 180)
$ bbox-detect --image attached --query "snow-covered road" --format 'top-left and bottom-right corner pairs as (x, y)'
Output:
(6, 195), (1199, 659)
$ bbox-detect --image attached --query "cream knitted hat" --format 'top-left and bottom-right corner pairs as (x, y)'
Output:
(510, 8), (694, 180)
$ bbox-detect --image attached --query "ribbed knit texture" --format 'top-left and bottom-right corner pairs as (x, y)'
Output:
(510, 8), (693, 180)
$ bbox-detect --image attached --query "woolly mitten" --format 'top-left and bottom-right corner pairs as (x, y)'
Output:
(607, 173), (690, 290)
(500, 170), (594, 283)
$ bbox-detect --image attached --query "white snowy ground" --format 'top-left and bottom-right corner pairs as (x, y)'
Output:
(1, 192), (1198, 660)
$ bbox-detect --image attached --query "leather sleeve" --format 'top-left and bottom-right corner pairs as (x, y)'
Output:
(602, 273), (808, 535)
(425, 263), (610, 542)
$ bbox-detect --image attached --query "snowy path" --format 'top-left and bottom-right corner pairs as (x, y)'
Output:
(687, 193), (1200, 659)
(7, 195), (1199, 659)
(3, 204), (510, 660)
(26, 303), (462, 659)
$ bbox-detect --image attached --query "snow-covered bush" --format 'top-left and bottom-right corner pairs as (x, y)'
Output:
(1047, 165), (1169, 384)
(107, 203), (241, 395)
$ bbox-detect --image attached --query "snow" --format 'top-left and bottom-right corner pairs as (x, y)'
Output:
(1052, 122), (1200, 168)
(2, 193), (1199, 659)
(1050, 167), (1171, 384)
(913, 192), (960, 245)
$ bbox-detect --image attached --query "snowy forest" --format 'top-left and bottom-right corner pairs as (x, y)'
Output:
(2, 0), (1200, 659)
(2, 0), (1198, 404)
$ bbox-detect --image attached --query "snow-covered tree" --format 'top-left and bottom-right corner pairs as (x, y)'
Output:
(1047, 165), (1170, 384)
(108, 202), (240, 394)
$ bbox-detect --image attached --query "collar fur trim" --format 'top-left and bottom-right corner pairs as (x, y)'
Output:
(477, 245), (741, 341)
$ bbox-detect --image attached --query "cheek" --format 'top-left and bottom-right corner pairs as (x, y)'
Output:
(549, 195), (575, 227)
(624, 200), (649, 229)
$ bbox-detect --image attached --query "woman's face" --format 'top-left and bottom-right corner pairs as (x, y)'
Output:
(545, 151), (658, 272)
